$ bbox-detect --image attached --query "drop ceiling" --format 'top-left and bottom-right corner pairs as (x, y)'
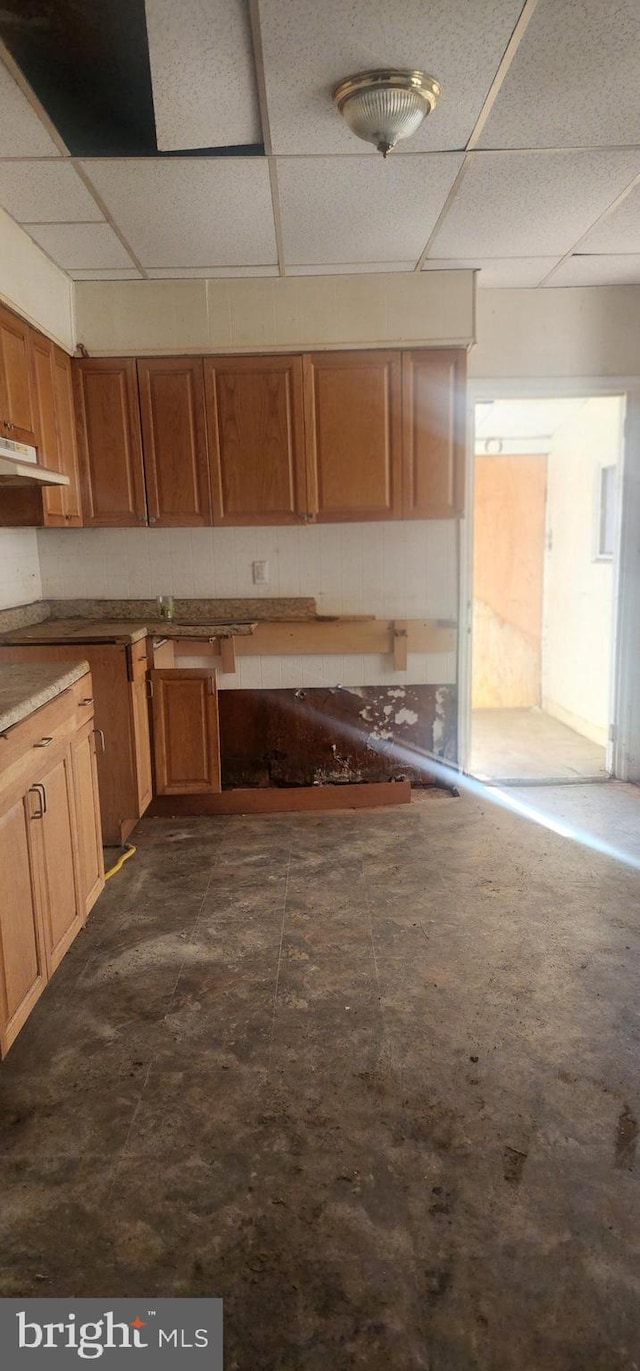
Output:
(1, 0), (640, 288)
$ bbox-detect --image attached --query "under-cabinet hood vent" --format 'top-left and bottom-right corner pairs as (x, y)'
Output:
(0, 436), (69, 487)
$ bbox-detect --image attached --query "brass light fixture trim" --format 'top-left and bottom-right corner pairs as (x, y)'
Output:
(333, 69), (441, 157)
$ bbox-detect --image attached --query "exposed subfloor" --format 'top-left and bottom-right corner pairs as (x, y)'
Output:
(470, 706), (608, 782)
(1, 787), (640, 1370)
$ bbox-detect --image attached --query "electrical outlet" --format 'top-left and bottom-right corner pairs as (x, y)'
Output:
(252, 560), (269, 585)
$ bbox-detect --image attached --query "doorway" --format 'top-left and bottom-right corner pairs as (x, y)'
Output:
(467, 394), (625, 784)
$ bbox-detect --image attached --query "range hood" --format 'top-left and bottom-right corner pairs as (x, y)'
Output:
(0, 436), (69, 487)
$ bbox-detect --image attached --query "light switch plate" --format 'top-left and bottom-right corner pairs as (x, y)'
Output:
(252, 560), (269, 585)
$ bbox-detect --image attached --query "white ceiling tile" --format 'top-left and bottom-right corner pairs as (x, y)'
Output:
(546, 255), (640, 287)
(286, 262), (417, 275)
(0, 60), (61, 157)
(422, 256), (559, 287)
(146, 266), (279, 277)
(277, 153), (463, 265)
(0, 161), (102, 223)
(79, 158), (277, 266)
(259, 0), (524, 154)
(145, 0), (261, 150)
(430, 150), (640, 258)
(69, 268), (144, 280)
(26, 223), (135, 269)
(480, 0), (640, 149)
(578, 181), (640, 254)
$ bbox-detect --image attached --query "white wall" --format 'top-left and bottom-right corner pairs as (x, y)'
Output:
(73, 270), (475, 355)
(0, 209), (74, 352)
(542, 397), (624, 746)
(36, 521), (458, 689)
(0, 528), (42, 609)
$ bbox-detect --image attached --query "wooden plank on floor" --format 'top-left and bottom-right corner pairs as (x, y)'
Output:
(147, 780), (411, 816)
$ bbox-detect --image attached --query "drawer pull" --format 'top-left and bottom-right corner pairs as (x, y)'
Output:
(81, 696), (94, 706)
(29, 783), (47, 818)
(33, 736), (54, 748)
(93, 727), (106, 753)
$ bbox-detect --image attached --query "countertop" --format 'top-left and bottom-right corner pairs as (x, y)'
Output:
(0, 660), (89, 734)
(0, 619), (259, 646)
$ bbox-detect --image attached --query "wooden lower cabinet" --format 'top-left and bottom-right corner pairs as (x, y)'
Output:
(70, 722), (105, 918)
(151, 669), (221, 795)
(131, 672), (153, 814)
(32, 750), (83, 974)
(0, 794), (48, 1056)
(0, 673), (105, 1056)
(0, 643), (154, 845)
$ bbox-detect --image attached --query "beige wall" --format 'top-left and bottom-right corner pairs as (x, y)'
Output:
(0, 209), (74, 352)
(472, 453), (547, 709)
(73, 270), (475, 355)
(470, 285), (640, 381)
(542, 397), (624, 747)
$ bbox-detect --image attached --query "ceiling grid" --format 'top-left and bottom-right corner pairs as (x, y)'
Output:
(0, 0), (639, 287)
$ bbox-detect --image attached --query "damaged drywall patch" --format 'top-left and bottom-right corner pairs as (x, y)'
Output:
(394, 708), (419, 726)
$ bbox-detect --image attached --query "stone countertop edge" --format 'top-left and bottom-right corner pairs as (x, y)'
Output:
(0, 620), (260, 646)
(0, 660), (90, 734)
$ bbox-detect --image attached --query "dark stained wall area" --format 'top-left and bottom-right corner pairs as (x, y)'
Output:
(219, 685), (457, 789)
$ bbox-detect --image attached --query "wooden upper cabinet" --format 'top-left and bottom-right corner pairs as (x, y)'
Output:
(30, 330), (59, 469)
(74, 358), (147, 526)
(204, 355), (307, 525)
(50, 345), (82, 525)
(402, 349), (466, 518)
(0, 303), (36, 444)
(303, 350), (402, 522)
(137, 357), (211, 526)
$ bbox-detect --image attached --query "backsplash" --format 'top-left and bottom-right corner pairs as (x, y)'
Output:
(37, 522), (457, 617)
(0, 530), (42, 610)
(36, 522), (458, 687)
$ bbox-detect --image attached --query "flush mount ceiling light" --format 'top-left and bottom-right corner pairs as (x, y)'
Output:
(333, 69), (441, 157)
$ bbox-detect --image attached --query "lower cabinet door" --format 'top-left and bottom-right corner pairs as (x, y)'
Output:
(37, 752), (84, 973)
(151, 669), (221, 795)
(0, 793), (47, 1056)
(71, 725), (105, 918)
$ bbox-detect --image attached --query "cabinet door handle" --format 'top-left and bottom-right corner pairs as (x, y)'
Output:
(93, 727), (106, 752)
(33, 736), (54, 748)
(29, 783), (47, 818)
(146, 678), (154, 699)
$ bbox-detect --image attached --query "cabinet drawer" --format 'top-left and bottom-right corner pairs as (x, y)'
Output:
(0, 686), (81, 806)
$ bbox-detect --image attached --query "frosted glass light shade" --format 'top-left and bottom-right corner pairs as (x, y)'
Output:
(333, 70), (440, 156)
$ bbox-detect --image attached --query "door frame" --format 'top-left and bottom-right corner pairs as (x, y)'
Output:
(458, 376), (639, 780)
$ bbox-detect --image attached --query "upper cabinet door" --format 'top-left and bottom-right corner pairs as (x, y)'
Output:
(137, 358), (211, 527)
(402, 349), (467, 519)
(204, 355), (307, 525)
(0, 304), (36, 445)
(50, 345), (82, 525)
(303, 351), (402, 522)
(74, 358), (147, 527)
(30, 330), (59, 470)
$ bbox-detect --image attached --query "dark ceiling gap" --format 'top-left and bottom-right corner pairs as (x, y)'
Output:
(0, 0), (264, 158)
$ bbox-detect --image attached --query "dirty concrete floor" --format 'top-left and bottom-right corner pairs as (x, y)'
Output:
(1, 788), (639, 1370)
